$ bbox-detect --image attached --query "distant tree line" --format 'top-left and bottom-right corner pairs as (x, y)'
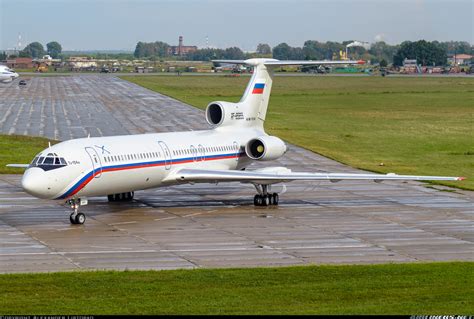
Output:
(15, 41), (63, 59)
(132, 39), (471, 66)
(4, 39), (471, 67)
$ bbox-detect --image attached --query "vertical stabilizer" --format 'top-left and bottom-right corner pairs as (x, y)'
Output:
(238, 59), (276, 128)
(211, 58), (364, 131)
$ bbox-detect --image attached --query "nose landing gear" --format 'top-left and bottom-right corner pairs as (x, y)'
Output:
(67, 198), (88, 225)
(253, 184), (279, 207)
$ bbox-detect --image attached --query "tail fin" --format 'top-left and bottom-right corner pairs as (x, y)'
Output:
(212, 59), (364, 130)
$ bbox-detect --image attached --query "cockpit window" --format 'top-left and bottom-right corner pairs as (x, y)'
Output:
(43, 157), (54, 164)
(30, 153), (68, 171)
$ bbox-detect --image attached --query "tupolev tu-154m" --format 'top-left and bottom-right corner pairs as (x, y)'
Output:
(7, 59), (464, 224)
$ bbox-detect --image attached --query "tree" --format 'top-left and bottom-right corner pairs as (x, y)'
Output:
(379, 59), (388, 67)
(46, 41), (62, 58)
(368, 41), (399, 64)
(134, 41), (170, 58)
(224, 47), (245, 60)
(272, 43), (292, 60)
(0, 51), (7, 60)
(256, 43), (272, 55)
(21, 42), (45, 58)
(393, 40), (447, 66)
(188, 48), (225, 61)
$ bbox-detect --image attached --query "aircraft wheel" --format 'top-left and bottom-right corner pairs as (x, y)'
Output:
(254, 194), (260, 206)
(262, 195), (270, 206)
(69, 213), (77, 224)
(107, 194), (114, 202)
(272, 193), (279, 205)
(75, 213), (86, 225)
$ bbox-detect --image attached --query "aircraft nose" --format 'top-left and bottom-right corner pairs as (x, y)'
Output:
(13, 73), (19, 78)
(21, 168), (50, 199)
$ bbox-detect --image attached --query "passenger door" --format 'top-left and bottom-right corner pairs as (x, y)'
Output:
(158, 141), (172, 170)
(85, 147), (102, 178)
(198, 144), (205, 162)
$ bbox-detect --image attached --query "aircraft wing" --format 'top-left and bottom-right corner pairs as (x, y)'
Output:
(172, 168), (464, 184)
(6, 164), (29, 168)
(263, 60), (365, 66)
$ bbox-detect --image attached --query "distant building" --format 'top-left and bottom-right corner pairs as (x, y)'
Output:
(6, 57), (33, 69)
(167, 36), (197, 56)
(401, 58), (421, 74)
(67, 57), (98, 70)
(448, 54), (473, 66)
(403, 59), (418, 66)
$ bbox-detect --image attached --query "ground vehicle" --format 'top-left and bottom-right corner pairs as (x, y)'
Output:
(36, 64), (48, 73)
(18, 80), (27, 86)
(301, 65), (330, 74)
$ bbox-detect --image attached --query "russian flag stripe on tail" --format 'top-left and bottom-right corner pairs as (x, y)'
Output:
(252, 83), (265, 94)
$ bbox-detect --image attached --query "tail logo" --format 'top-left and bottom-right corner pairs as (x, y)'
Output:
(252, 83), (265, 94)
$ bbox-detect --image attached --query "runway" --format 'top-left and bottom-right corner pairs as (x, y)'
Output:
(0, 76), (473, 273)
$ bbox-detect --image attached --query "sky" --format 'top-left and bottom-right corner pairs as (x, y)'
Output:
(0, 0), (472, 51)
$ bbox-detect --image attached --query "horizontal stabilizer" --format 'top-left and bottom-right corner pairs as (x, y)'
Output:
(6, 164), (29, 168)
(172, 168), (463, 184)
(212, 58), (365, 67)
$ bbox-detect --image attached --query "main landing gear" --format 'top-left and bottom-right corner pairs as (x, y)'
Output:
(107, 192), (134, 202)
(253, 184), (279, 207)
(67, 198), (88, 225)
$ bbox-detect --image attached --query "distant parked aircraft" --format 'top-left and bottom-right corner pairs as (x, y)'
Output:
(0, 65), (19, 83)
(7, 59), (464, 224)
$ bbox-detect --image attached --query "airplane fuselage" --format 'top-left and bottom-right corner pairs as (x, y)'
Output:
(22, 127), (261, 200)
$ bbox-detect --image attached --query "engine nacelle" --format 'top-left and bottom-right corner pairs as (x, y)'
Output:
(245, 136), (287, 161)
(205, 101), (242, 128)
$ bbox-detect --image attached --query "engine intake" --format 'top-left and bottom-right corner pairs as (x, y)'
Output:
(245, 136), (287, 161)
(205, 101), (240, 127)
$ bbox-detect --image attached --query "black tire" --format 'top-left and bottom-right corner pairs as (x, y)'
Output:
(75, 213), (86, 225)
(268, 194), (274, 205)
(256, 195), (263, 206)
(272, 193), (279, 205)
(107, 194), (114, 202)
(262, 195), (269, 206)
(69, 213), (77, 224)
(254, 194), (260, 206)
(130, 191), (135, 200)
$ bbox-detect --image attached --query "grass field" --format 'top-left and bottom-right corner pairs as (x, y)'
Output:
(0, 135), (57, 174)
(123, 75), (474, 190)
(0, 262), (472, 315)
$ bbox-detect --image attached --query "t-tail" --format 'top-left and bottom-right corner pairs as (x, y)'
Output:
(207, 58), (365, 131)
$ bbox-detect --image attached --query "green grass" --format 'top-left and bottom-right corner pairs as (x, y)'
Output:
(123, 75), (474, 190)
(0, 263), (472, 314)
(0, 134), (57, 174)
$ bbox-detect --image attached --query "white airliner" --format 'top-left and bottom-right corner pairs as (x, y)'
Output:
(0, 65), (19, 83)
(8, 58), (464, 225)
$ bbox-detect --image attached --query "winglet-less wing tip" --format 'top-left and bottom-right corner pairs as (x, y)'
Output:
(457, 177), (467, 181)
